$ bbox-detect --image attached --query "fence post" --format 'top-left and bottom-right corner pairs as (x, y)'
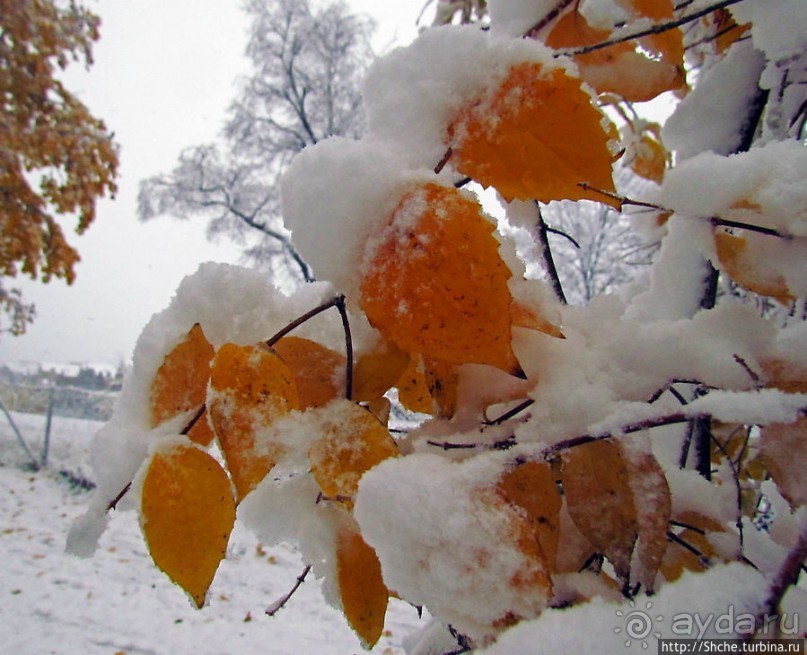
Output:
(41, 387), (55, 469)
(0, 396), (39, 471)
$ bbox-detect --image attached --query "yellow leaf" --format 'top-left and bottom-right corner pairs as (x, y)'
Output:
(149, 323), (215, 446)
(141, 442), (236, 608)
(353, 338), (410, 403)
(561, 440), (638, 580)
(447, 63), (617, 204)
(711, 9), (750, 55)
(308, 400), (398, 508)
(208, 343), (300, 501)
(272, 336), (345, 408)
(360, 183), (521, 374)
(497, 460), (562, 568)
(336, 523), (389, 648)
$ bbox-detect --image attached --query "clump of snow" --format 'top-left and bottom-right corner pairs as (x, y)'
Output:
(659, 140), (807, 238)
(731, 0), (807, 61)
(478, 563), (768, 654)
(354, 452), (551, 643)
(663, 42), (766, 159)
(579, 0), (630, 30)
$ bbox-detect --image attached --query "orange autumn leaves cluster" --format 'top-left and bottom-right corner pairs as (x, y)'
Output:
(142, 324), (397, 646)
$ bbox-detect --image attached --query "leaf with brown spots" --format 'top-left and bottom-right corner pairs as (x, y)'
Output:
(360, 183), (521, 374)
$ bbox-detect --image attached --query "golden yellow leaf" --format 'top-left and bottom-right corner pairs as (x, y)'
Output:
(272, 336), (346, 408)
(497, 460), (562, 568)
(336, 524), (389, 648)
(561, 440), (638, 580)
(352, 338), (410, 403)
(447, 63), (617, 203)
(396, 354), (434, 415)
(149, 323), (215, 446)
(141, 442), (236, 608)
(308, 400), (398, 508)
(360, 183), (521, 374)
(761, 417), (807, 508)
(761, 359), (807, 394)
(208, 343), (300, 501)
(714, 231), (797, 305)
(546, 11), (684, 103)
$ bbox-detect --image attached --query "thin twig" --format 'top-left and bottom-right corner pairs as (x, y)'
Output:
(265, 295), (344, 347)
(545, 225), (581, 249)
(484, 398), (535, 425)
(710, 217), (791, 240)
(265, 565), (312, 617)
(535, 202), (568, 305)
(107, 482), (132, 512)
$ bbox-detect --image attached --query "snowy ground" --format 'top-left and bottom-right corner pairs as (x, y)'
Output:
(0, 412), (426, 655)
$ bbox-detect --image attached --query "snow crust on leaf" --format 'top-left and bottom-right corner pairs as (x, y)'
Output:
(663, 42), (765, 160)
(354, 453), (552, 643)
(281, 137), (426, 296)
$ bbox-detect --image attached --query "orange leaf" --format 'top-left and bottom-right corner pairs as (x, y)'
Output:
(510, 299), (564, 339)
(712, 9), (750, 55)
(545, 10), (683, 103)
(448, 63), (617, 204)
(626, 449), (671, 592)
(272, 336), (345, 408)
(308, 400), (399, 509)
(497, 460), (562, 568)
(141, 442), (236, 608)
(352, 337), (410, 403)
(761, 417), (807, 508)
(149, 323), (215, 446)
(208, 343), (300, 501)
(561, 440), (638, 580)
(336, 523), (389, 648)
(396, 354), (434, 415)
(360, 183), (521, 374)
(631, 132), (668, 184)
(423, 356), (460, 419)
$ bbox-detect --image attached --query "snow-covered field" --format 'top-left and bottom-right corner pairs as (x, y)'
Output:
(0, 412), (424, 655)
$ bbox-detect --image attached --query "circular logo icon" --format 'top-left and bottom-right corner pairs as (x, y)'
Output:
(614, 600), (663, 649)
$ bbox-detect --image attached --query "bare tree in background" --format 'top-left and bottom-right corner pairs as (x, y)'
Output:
(542, 199), (656, 304)
(138, 0), (375, 287)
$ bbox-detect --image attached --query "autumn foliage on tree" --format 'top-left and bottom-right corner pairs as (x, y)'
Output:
(0, 0), (118, 335)
(71, 1), (806, 653)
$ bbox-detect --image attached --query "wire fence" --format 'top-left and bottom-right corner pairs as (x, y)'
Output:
(0, 383), (116, 471)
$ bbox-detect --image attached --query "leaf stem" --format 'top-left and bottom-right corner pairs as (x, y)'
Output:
(535, 202), (568, 305)
(265, 295), (345, 347)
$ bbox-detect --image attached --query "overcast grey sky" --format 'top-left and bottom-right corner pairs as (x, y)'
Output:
(0, 0), (429, 369)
